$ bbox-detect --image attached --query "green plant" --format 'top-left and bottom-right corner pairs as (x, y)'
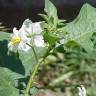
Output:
(0, 0), (96, 96)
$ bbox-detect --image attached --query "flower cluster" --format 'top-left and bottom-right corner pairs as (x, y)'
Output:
(8, 19), (45, 52)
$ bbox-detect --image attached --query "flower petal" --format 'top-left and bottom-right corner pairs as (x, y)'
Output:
(12, 27), (19, 37)
(8, 42), (18, 52)
(78, 85), (86, 96)
(32, 22), (42, 34)
(34, 35), (45, 47)
(20, 19), (33, 35)
(18, 41), (31, 52)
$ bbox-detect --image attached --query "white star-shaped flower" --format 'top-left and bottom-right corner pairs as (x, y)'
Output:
(8, 19), (45, 52)
(20, 19), (45, 47)
(8, 27), (31, 52)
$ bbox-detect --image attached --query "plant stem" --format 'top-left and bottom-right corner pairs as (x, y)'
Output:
(26, 43), (38, 62)
(24, 46), (52, 96)
(31, 46), (38, 62)
(24, 59), (44, 96)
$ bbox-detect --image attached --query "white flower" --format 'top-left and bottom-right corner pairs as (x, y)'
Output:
(20, 19), (45, 47)
(78, 85), (86, 96)
(8, 27), (31, 52)
(8, 19), (45, 52)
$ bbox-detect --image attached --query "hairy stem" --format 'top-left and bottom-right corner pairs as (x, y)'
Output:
(24, 59), (44, 96)
(24, 46), (52, 96)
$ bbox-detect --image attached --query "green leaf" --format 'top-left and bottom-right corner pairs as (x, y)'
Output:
(0, 40), (25, 79)
(0, 67), (19, 96)
(39, 14), (49, 23)
(44, 0), (58, 25)
(44, 0), (57, 18)
(63, 3), (96, 52)
(19, 47), (47, 76)
(0, 31), (10, 40)
(44, 32), (58, 45)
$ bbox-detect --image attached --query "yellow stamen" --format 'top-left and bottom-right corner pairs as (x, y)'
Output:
(10, 37), (21, 45)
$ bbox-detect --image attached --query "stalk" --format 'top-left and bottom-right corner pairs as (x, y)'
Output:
(24, 46), (52, 96)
